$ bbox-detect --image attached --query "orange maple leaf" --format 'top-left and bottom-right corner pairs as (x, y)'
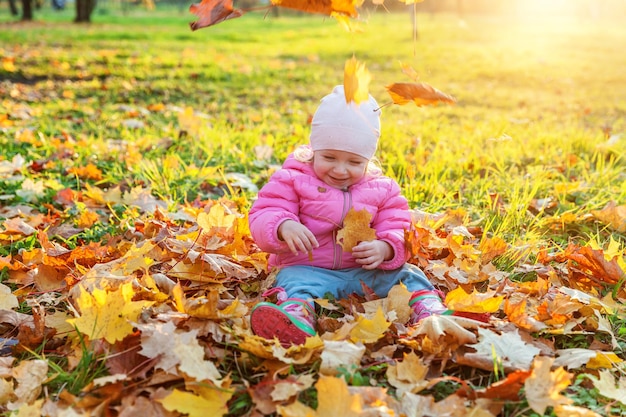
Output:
(67, 163), (103, 181)
(336, 208), (377, 252)
(189, 0), (243, 31)
(386, 82), (456, 107)
(271, 0), (362, 18)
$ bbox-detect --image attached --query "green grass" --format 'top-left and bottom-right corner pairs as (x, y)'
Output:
(1, 7), (626, 415)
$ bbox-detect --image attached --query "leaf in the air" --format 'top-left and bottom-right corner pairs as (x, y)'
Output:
(386, 82), (456, 107)
(336, 208), (377, 252)
(189, 0), (243, 31)
(271, 0), (362, 18)
(344, 56), (371, 104)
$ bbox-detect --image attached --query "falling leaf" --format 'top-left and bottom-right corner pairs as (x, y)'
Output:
(271, 0), (362, 18)
(524, 356), (573, 415)
(336, 208), (377, 252)
(189, 0), (244, 31)
(68, 282), (154, 344)
(400, 62), (420, 81)
(386, 82), (456, 107)
(343, 57), (371, 104)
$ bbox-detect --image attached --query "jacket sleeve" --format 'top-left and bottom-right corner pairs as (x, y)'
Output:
(248, 169), (300, 254)
(372, 180), (411, 270)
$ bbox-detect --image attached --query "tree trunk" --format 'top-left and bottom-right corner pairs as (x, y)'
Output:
(75, 0), (96, 22)
(21, 0), (32, 20)
(9, 0), (19, 15)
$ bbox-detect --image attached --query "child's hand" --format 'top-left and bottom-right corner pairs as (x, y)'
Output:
(352, 240), (393, 270)
(278, 220), (319, 256)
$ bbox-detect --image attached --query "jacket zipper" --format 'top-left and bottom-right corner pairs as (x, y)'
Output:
(332, 190), (352, 269)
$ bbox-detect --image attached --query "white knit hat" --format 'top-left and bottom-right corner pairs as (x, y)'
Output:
(309, 85), (381, 160)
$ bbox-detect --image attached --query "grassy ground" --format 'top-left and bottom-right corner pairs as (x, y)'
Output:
(1, 5), (626, 416)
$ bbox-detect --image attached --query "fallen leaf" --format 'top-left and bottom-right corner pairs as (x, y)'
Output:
(592, 201), (626, 232)
(315, 375), (362, 417)
(386, 351), (429, 395)
(524, 356), (572, 415)
(461, 327), (541, 372)
(445, 287), (503, 313)
(68, 282), (154, 344)
(586, 369), (626, 405)
(349, 307), (390, 344)
(158, 387), (232, 416)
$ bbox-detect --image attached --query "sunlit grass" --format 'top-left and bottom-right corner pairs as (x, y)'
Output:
(2, 9), (625, 251)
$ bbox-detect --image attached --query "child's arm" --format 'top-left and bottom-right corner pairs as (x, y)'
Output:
(249, 169), (309, 254)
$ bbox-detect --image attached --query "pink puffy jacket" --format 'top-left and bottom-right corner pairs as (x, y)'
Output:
(248, 153), (411, 271)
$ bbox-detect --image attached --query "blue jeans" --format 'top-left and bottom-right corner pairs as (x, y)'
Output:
(274, 264), (434, 301)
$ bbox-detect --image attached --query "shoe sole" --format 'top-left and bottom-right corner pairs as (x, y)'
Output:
(250, 304), (313, 347)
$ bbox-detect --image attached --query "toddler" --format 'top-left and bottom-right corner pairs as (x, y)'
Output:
(248, 85), (451, 346)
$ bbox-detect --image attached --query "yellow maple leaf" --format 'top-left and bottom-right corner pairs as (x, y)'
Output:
(343, 57), (371, 105)
(159, 387), (232, 417)
(349, 307), (390, 344)
(445, 286), (504, 313)
(336, 208), (377, 252)
(386, 351), (429, 395)
(316, 375), (362, 417)
(68, 282), (154, 344)
(524, 356), (573, 415)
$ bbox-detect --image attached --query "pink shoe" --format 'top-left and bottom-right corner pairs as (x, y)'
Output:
(409, 289), (490, 324)
(250, 288), (316, 347)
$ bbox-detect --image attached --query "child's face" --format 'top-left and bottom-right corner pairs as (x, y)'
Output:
(312, 149), (368, 189)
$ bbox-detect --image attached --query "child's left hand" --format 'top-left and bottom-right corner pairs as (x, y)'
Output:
(351, 240), (393, 270)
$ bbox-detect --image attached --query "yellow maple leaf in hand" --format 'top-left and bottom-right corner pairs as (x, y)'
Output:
(68, 282), (153, 344)
(336, 208), (377, 252)
(344, 56), (371, 104)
